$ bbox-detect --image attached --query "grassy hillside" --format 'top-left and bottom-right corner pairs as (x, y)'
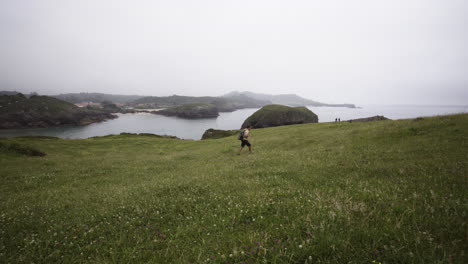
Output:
(0, 94), (77, 114)
(0, 114), (467, 263)
(0, 95), (116, 129)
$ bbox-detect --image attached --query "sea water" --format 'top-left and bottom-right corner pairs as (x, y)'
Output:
(0, 105), (466, 140)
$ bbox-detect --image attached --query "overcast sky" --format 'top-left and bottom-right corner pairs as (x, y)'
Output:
(1, 0), (467, 105)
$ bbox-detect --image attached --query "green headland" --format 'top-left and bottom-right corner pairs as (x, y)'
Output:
(0, 114), (466, 263)
(0, 94), (116, 129)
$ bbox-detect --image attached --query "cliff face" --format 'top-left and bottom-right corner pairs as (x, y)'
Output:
(0, 95), (116, 129)
(156, 104), (219, 119)
(241, 104), (318, 129)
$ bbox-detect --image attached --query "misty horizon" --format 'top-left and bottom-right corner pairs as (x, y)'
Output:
(5, 90), (468, 107)
(1, 0), (467, 105)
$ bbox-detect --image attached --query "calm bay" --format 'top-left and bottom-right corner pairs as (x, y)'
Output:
(1, 105), (466, 140)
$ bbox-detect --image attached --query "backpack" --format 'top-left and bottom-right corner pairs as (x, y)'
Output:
(237, 129), (245, 140)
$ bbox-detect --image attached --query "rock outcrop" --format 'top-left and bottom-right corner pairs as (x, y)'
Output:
(201, 129), (239, 140)
(241, 104), (318, 129)
(348, 116), (389, 123)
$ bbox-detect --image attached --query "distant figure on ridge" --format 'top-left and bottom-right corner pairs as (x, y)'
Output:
(238, 126), (253, 154)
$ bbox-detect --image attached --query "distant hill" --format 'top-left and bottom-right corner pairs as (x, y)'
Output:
(224, 91), (356, 108)
(0, 91), (21, 96)
(129, 95), (269, 111)
(52, 91), (355, 109)
(0, 94), (116, 129)
(222, 94), (271, 109)
(53, 93), (145, 104)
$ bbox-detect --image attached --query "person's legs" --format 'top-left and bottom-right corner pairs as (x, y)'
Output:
(238, 140), (246, 154)
(246, 141), (252, 153)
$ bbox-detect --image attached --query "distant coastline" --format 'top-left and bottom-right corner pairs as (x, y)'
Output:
(1, 104), (466, 140)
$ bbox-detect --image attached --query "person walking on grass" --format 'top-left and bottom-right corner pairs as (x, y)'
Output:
(238, 126), (252, 154)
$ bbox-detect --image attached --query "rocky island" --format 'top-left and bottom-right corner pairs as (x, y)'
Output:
(0, 94), (116, 129)
(241, 104), (319, 129)
(156, 103), (219, 119)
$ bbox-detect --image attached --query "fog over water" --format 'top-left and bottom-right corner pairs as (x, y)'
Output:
(1, 0), (467, 105)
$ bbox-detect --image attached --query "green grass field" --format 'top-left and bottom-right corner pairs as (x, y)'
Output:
(0, 114), (467, 263)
